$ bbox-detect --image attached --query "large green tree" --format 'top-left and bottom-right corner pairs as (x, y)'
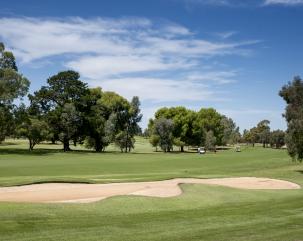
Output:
(155, 107), (196, 152)
(29, 70), (88, 151)
(279, 76), (303, 161)
(0, 42), (30, 143)
(193, 108), (224, 146)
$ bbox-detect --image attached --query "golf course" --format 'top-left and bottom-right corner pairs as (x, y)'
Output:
(1, 1), (303, 240)
(0, 138), (302, 241)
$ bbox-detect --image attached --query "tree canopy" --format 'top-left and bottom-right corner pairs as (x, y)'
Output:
(280, 76), (303, 161)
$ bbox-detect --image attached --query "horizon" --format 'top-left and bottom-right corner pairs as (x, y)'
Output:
(1, 0), (302, 131)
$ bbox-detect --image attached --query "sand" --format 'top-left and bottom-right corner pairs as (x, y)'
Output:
(0, 177), (300, 203)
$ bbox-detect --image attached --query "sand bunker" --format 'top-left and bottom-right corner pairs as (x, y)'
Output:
(0, 177), (300, 203)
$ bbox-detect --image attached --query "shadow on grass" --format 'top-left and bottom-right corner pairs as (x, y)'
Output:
(0, 142), (19, 146)
(295, 170), (303, 175)
(12, 179), (93, 187)
(0, 148), (97, 156)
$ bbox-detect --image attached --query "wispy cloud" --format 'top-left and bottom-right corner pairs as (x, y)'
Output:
(263, 0), (303, 5)
(0, 17), (258, 107)
(182, 0), (257, 7)
(215, 31), (237, 39)
(181, 0), (303, 7)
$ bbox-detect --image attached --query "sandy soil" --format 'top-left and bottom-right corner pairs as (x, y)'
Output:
(0, 177), (300, 203)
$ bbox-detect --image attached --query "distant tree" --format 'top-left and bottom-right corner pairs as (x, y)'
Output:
(193, 108), (224, 146)
(14, 104), (49, 150)
(153, 118), (174, 152)
(0, 105), (13, 143)
(149, 134), (160, 151)
(122, 96), (142, 152)
(279, 76), (303, 161)
(114, 130), (135, 153)
(256, 120), (271, 148)
(17, 118), (49, 151)
(205, 130), (217, 152)
(269, 130), (285, 149)
(243, 127), (258, 147)
(143, 128), (150, 138)
(173, 137), (186, 152)
(155, 107), (196, 152)
(29, 70), (88, 151)
(221, 116), (241, 145)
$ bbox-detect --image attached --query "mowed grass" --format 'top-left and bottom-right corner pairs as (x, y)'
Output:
(0, 137), (303, 241)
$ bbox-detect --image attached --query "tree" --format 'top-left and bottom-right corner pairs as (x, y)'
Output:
(149, 134), (160, 151)
(221, 116), (241, 145)
(29, 70), (88, 151)
(17, 118), (49, 151)
(155, 107), (196, 152)
(0, 42), (30, 143)
(243, 127), (258, 146)
(279, 76), (303, 161)
(121, 96), (142, 152)
(205, 130), (217, 152)
(14, 104), (48, 150)
(0, 105), (13, 143)
(193, 108), (224, 146)
(83, 88), (109, 152)
(269, 130), (285, 149)
(153, 118), (174, 152)
(256, 120), (271, 148)
(114, 131), (135, 153)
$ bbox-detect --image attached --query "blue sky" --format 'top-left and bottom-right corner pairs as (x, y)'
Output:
(0, 0), (302, 131)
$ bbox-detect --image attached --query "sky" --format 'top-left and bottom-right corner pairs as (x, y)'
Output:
(0, 0), (302, 131)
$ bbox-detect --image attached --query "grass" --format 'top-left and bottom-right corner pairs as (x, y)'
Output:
(0, 137), (302, 240)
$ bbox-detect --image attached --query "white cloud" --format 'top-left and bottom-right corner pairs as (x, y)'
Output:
(0, 17), (257, 106)
(264, 0), (303, 5)
(92, 77), (213, 102)
(187, 70), (238, 84)
(215, 31), (237, 39)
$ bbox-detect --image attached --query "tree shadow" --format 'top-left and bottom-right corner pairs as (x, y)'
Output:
(0, 148), (63, 156)
(0, 142), (19, 146)
(0, 147), (103, 156)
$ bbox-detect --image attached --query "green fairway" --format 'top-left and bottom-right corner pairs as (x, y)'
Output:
(0, 138), (302, 241)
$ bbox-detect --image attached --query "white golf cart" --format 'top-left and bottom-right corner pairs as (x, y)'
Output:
(198, 147), (206, 154)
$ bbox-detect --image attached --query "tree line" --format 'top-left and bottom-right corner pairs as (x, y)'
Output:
(147, 107), (241, 152)
(1, 41), (303, 160)
(146, 107), (288, 152)
(0, 43), (142, 152)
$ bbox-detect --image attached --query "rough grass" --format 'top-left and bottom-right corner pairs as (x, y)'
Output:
(0, 137), (302, 240)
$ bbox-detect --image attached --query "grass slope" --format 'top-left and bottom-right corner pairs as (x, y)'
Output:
(0, 137), (302, 240)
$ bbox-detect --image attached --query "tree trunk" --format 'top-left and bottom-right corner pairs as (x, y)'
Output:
(95, 138), (102, 152)
(29, 139), (34, 151)
(63, 138), (71, 152)
(181, 146), (184, 152)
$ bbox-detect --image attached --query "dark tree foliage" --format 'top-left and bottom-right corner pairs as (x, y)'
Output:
(0, 42), (30, 143)
(279, 76), (303, 161)
(29, 70), (88, 151)
(269, 130), (285, 149)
